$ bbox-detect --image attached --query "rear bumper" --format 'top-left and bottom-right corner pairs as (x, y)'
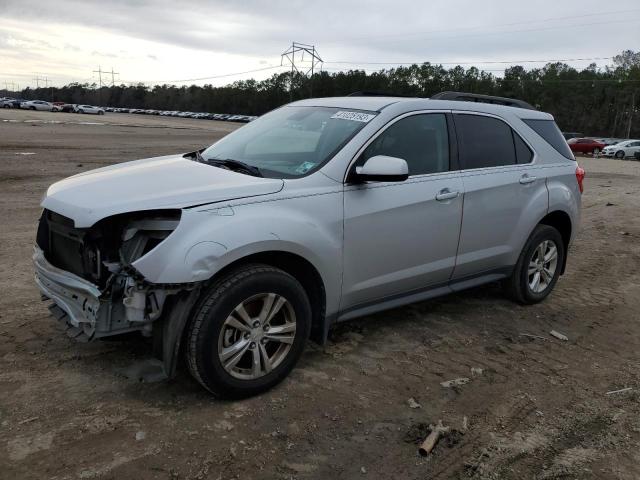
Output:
(33, 246), (101, 328)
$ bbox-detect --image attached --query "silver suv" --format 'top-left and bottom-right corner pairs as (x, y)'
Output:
(34, 93), (583, 397)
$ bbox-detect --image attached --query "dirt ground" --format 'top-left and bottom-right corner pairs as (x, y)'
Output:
(1, 108), (639, 480)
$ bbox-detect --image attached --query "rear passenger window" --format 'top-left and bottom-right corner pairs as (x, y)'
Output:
(454, 114), (516, 169)
(513, 132), (533, 164)
(522, 119), (574, 160)
(358, 113), (449, 176)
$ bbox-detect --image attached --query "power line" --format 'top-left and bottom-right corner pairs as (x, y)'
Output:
(126, 65), (285, 84)
(337, 8), (640, 42)
(326, 56), (613, 66)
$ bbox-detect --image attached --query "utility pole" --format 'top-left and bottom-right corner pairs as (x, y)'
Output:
(280, 42), (323, 101)
(33, 75), (43, 88)
(109, 67), (120, 86)
(626, 90), (636, 139)
(93, 66), (104, 105)
(92, 66), (104, 89)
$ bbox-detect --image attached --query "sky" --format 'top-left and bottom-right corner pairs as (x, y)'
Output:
(1, 0), (639, 89)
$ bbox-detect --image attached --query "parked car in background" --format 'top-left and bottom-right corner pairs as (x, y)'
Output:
(567, 137), (605, 155)
(74, 105), (105, 115)
(34, 93), (582, 398)
(562, 132), (583, 140)
(20, 100), (54, 111)
(602, 140), (640, 159)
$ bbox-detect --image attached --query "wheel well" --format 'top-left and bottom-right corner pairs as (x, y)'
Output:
(209, 251), (327, 344)
(538, 211), (572, 274)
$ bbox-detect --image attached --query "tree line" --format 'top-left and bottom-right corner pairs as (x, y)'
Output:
(4, 50), (639, 137)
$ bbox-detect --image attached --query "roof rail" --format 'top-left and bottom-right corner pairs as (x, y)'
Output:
(347, 91), (418, 98)
(430, 91), (536, 110)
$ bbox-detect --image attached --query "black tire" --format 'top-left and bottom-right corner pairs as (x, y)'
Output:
(503, 225), (565, 304)
(615, 150), (625, 159)
(30, 106), (36, 110)
(186, 264), (311, 398)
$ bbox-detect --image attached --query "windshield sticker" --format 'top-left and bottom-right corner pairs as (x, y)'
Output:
(330, 111), (376, 123)
(295, 161), (316, 174)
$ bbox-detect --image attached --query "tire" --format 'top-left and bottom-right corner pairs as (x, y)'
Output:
(186, 264), (311, 398)
(98, 110), (104, 115)
(615, 150), (625, 159)
(30, 106), (36, 110)
(503, 225), (565, 305)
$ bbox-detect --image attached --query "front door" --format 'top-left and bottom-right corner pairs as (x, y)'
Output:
(341, 112), (464, 310)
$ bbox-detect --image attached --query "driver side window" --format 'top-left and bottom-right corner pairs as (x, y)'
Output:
(357, 113), (450, 176)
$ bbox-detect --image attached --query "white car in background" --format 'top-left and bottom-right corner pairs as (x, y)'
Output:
(74, 104), (105, 115)
(601, 140), (640, 159)
(20, 100), (54, 111)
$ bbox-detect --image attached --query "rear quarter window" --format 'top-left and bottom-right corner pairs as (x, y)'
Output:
(523, 119), (575, 160)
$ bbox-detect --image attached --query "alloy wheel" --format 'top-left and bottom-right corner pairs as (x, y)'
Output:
(218, 293), (296, 380)
(527, 240), (559, 293)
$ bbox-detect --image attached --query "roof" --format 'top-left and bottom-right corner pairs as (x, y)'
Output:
(289, 96), (552, 119)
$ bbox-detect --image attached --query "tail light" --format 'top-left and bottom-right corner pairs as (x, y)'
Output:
(575, 165), (585, 193)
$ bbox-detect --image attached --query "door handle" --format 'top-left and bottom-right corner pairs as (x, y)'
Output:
(435, 188), (460, 201)
(519, 174), (537, 185)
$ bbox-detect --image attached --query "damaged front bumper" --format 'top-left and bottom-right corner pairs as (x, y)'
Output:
(34, 245), (172, 342)
(34, 245), (102, 340)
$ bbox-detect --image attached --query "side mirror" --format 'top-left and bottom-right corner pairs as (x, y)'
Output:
(352, 155), (409, 183)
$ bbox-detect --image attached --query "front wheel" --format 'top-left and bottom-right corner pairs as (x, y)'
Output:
(615, 150), (625, 159)
(503, 225), (565, 304)
(186, 264), (311, 398)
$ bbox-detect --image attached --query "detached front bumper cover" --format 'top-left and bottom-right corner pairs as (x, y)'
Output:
(33, 245), (101, 329)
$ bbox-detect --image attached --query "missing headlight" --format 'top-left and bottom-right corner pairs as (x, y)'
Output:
(120, 215), (180, 263)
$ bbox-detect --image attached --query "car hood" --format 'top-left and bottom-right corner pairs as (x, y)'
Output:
(42, 154), (284, 227)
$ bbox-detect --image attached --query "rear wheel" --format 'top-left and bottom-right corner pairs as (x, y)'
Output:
(186, 264), (311, 398)
(503, 225), (565, 304)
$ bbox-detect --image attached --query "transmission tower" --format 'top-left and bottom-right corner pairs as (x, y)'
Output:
(109, 67), (120, 86)
(281, 42), (323, 100)
(92, 66), (104, 88)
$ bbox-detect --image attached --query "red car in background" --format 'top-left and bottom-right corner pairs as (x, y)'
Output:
(567, 137), (605, 155)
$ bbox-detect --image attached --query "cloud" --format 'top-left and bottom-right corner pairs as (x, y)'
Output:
(1, 0), (638, 87)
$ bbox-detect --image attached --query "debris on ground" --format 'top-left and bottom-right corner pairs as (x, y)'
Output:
(135, 431), (146, 441)
(470, 367), (484, 376)
(520, 333), (549, 341)
(605, 387), (633, 396)
(360, 466), (367, 474)
(419, 421), (450, 456)
(441, 377), (470, 388)
(407, 397), (421, 409)
(549, 330), (569, 341)
(404, 423), (431, 444)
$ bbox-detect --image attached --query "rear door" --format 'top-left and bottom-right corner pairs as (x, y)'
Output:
(341, 112), (464, 309)
(451, 112), (548, 280)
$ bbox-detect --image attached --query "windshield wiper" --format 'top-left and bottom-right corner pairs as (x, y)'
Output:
(207, 158), (263, 177)
(186, 151), (262, 177)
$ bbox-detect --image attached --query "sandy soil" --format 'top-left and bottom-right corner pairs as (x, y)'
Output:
(1, 109), (639, 480)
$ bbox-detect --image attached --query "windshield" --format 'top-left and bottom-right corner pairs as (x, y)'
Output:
(201, 106), (376, 178)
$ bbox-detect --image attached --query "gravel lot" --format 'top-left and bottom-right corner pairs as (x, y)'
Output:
(1, 109), (639, 479)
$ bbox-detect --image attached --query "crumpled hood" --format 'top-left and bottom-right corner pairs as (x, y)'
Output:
(42, 154), (284, 227)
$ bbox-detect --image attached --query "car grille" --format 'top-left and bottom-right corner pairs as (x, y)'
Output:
(37, 210), (99, 281)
